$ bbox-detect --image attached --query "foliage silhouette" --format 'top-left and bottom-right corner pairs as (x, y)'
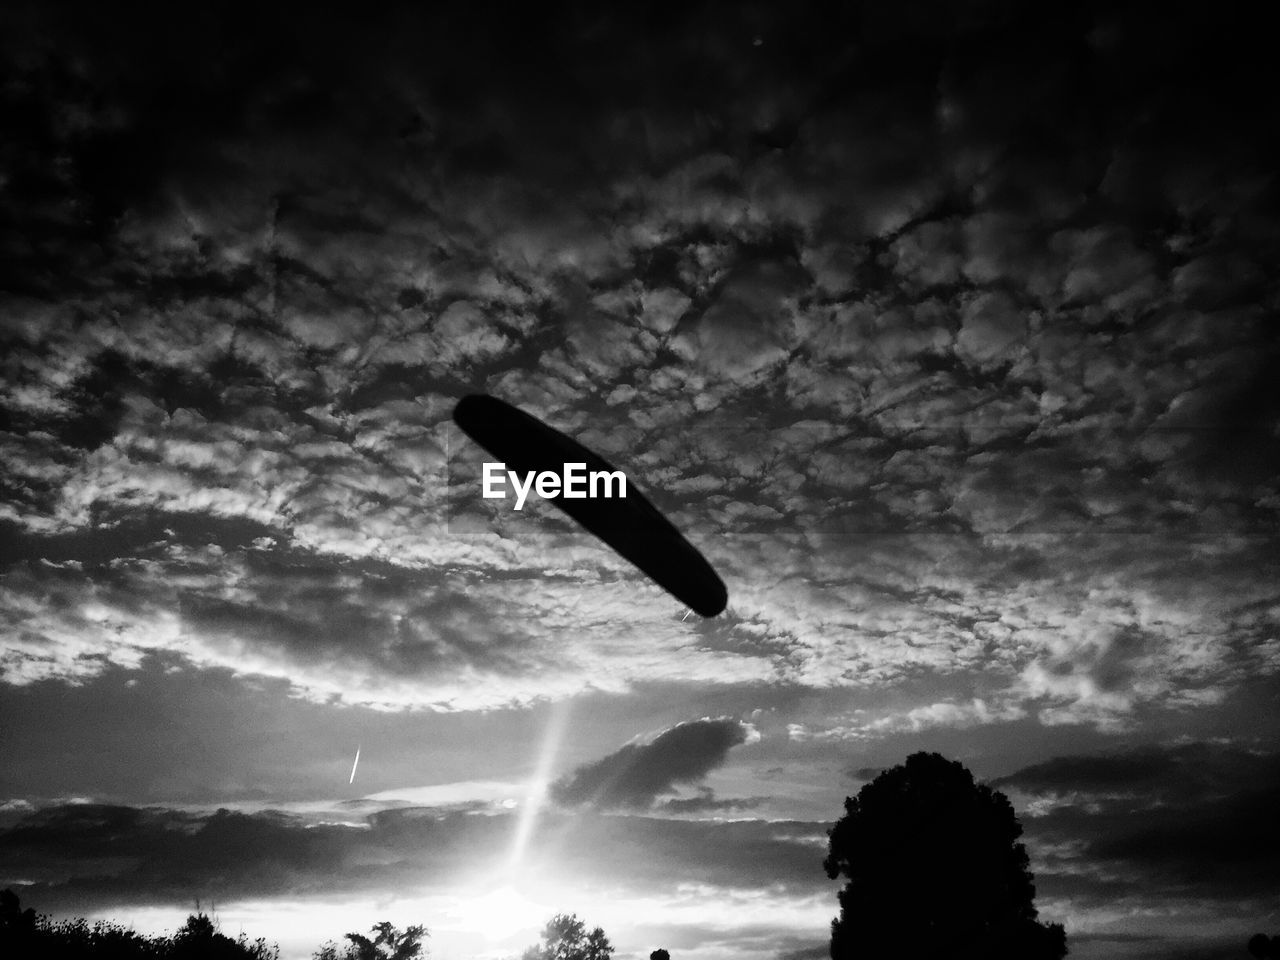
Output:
(823, 752), (1067, 960)
(1249, 933), (1280, 958)
(1, 889), (278, 959)
(313, 921), (427, 960)
(650, 950), (670, 960)
(1, 889), (37, 941)
(170, 913), (279, 960)
(520, 913), (612, 960)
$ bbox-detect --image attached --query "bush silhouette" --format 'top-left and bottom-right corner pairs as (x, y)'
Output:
(1, 889), (37, 953)
(823, 752), (1067, 960)
(1249, 933), (1280, 958)
(170, 913), (279, 960)
(313, 921), (427, 960)
(521, 914), (612, 960)
(1, 890), (278, 959)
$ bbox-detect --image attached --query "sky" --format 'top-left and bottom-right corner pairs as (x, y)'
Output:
(1, 2), (1278, 959)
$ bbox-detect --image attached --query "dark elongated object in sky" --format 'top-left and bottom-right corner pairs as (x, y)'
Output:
(453, 394), (728, 617)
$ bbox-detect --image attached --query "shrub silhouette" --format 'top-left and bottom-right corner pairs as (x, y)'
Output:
(313, 921), (427, 960)
(1, 889), (37, 953)
(1, 889), (278, 959)
(823, 752), (1067, 960)
(170, 913), (279, 960)
(1249, 933), (1280, 958)
(520, 914), (612, 960)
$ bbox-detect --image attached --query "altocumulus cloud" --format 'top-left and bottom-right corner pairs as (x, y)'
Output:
(551, 717), (757, 810)
(1, 0), (1278, 733)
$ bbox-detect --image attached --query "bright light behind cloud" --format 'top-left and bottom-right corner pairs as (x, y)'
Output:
(444, 883), (550, 941)
(434, 864), (836, 960)
(88, 854), (838, 960)
(362, 780), (529, 807)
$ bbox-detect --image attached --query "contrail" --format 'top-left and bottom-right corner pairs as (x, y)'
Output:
(681, 608), (692, 622)
(349, 744), (360, 785)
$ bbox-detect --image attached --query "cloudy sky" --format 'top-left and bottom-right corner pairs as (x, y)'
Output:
(2, 3), (1277, 959)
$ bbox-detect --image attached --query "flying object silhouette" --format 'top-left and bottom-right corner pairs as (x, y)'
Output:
(453, 394), (727, 617)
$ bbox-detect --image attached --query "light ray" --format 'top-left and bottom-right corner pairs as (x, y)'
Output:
(349, 744), (360, 785)
(508, 699), (570, 872)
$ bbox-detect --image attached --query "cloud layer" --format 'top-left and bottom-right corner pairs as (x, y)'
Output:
(2, 4), (1279, 958)
(551, 718), (755, 810)
(2, 0), (1277, 721)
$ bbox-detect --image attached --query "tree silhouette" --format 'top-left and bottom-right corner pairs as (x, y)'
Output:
(823, 752), (1067, 960)
(1249, 933), (1280, 958)
(521, 914), (612, 960)
(170, 913), (279, 960)
(313, 922), (427, 960)
(650, 950), (670, 960)
(1, 890), (278, 959)
(1, 890), (40, 957)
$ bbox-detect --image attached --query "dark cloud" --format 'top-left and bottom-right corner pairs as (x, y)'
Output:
(1004, 742), (1280, 903)
(0, 801), (535, 909)
(994, 742), (1276, 804)
(775, 946), (829, 960)
(0, 800), (832, 914)
(1082, 784), (1280, 894)
(656, 795), (765, 815)
(1068, 933), (1245, 960)
(551, 718), (751, 809)
(1, 804), (365, 905)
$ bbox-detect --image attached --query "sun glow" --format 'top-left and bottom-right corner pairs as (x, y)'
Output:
(444, 879), (556, 942)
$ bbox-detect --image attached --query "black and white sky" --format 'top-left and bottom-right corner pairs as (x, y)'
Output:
(1, 3), (1278, 959)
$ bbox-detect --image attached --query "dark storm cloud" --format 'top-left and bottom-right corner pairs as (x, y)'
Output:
(551, 718), (752, 809)
(0, 801), (831, 914)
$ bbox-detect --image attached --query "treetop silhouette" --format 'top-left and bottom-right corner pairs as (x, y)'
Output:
(1, 890), (279, 959)
(823, 752), (1067, 960)
(521, 913), (612, 960)
(313, 921), (427, 960)
(1249, 933), (1280, 958)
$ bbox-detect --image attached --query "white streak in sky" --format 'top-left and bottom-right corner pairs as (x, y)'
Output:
(349, 744), (361, 785)
(508, 700), (570, 870)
